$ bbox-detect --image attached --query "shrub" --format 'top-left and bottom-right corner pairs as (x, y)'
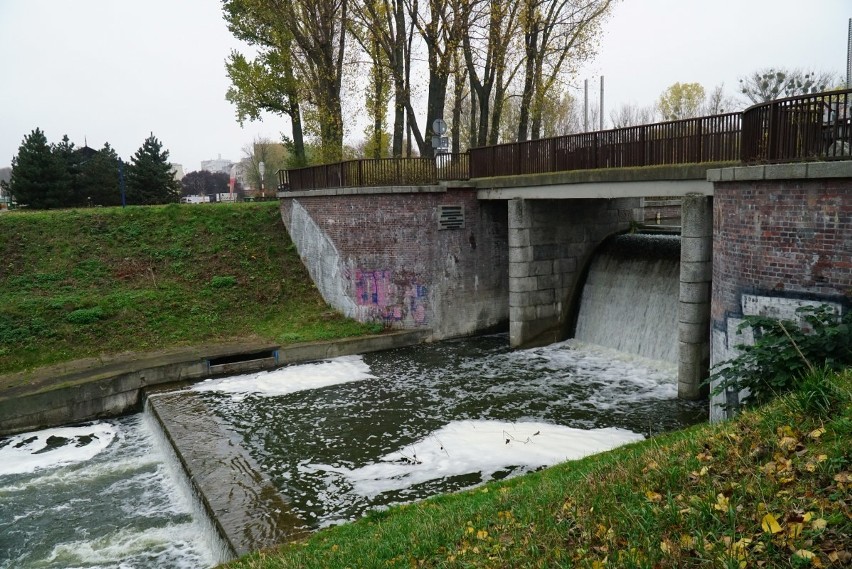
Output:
(210, 275), (237, 288)
(711, 304), (852, 408)
(66, 307), (105, 325)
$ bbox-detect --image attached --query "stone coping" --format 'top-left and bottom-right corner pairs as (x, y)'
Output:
(473, 162), (735, 189)
(277, 180), (476, 199)
(707, 160), (852, 182)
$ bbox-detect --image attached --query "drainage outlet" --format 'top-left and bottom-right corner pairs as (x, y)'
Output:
(207, 350), (278, 376)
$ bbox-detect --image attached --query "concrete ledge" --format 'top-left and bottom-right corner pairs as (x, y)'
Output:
(278, 185), (446, 198)
(147, 392), (307, 557)
(708, 160), (852, 182)
(476, 162), (734, 189)
(0, 330), (430, 437)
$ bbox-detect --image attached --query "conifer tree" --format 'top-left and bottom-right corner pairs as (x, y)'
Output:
(52, 134), (84, 207)
(6, 128), (71, 209)
(126, 133), (180, 205)
(80, 143), (122, 207)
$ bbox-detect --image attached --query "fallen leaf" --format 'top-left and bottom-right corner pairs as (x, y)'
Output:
(645, 491), (663, 503)
(761, 513), (782, 534)
(792, 549), (814, 560)
(788, 522), (803, 538)
(808, 427), (826, 439)
(811, 518), (827, 530)
(714, 493), (729, 511)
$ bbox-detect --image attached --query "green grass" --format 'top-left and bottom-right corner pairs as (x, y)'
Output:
(0, 203), (381, 374)
(224, 370), (852, 569)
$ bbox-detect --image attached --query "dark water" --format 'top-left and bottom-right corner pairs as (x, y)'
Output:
(190, 335), (706, 529)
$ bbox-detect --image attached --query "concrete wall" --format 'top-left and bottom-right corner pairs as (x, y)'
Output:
(280, 187), (509, 340)
(0, 331), (429, 437)
(507, 197), (642, 347)
(709, 163), (852, 420)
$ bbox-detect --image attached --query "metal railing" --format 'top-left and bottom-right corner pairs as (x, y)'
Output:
(436, 152), (470, 181)
(469, 113), (741, 178)
(741, 88), (852, 163)
(285, 157), (437, 191)
(279, 89), (852, 192)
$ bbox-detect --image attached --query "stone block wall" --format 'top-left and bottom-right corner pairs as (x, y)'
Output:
(507, 197), (642, 347)
(710, 175), (852, 419)
(280, 188), (509, 340)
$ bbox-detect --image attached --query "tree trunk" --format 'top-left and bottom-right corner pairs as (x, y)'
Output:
(391, 0), (406, 157)
(451, 59), (465, 153)
(517, 24), (538, 143)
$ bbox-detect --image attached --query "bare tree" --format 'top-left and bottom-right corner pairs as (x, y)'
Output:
(461, 0), (522, 147)
(609, 102), (658, 128)
(738, 67), (841, 104)
(702, 83), (740, 115)
(350, 0), (413, 156)
(517, 0), (614, 141)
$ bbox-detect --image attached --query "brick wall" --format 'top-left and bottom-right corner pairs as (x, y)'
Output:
(710, 177), (852, 419)
(280, 188), (509, 339)
(712, 179), (852, 326)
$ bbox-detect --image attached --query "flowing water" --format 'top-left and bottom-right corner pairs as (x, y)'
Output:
(0, 414), (228, 569)
(575, 234), (680, 363)
(187, 335), (705, 529)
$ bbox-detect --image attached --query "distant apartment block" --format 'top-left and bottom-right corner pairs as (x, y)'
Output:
(201, 155), (233, 175)
(171, 163), (185, 181)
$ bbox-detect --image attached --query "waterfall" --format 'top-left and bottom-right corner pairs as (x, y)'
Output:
(574, 234), (680, 363)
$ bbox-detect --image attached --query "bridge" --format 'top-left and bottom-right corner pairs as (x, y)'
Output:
(276, 89), (852, 416)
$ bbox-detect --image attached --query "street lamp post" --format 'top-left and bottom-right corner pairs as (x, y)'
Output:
(259, 161), (266, 199)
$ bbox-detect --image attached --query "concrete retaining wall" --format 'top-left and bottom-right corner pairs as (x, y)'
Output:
(0, 331), (429, 437)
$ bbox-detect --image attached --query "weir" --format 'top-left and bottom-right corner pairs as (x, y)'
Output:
(574, 234), (680, 364)
(145, 391), (307, 557)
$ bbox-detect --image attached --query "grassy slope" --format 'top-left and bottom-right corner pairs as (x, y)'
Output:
(0, 203), (379, 375)
(226, 371), (852, 569)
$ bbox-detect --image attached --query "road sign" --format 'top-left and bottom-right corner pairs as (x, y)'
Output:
(432, 118), (447, 135)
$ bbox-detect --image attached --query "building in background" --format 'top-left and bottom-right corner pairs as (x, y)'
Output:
(171, 163), (185, 181)
(0, 167), (11, 209)
(200, 155), (233, 175)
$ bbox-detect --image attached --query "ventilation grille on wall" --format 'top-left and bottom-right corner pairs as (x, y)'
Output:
(438, 205), (464, 230)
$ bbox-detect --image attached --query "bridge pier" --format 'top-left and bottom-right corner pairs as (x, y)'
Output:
(508, 197), (641, 348)
(678, 194), (712, 399)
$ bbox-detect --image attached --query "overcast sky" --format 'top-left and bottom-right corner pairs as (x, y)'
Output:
(0, 1), (849, 172)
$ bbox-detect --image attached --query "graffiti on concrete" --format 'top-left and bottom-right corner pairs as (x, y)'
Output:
(354, 270), (428, 325)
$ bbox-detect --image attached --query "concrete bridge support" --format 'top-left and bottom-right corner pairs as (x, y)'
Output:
(507, 197), (641, 348)
(678, 194), (712, 399)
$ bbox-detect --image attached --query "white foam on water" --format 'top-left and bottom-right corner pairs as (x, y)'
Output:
(504, 339), (678, 408)
(0, 423), (117, 477)
(36, 523), (211, 569)
(190, 355), (374, 399)
(308, 420), (643, 497)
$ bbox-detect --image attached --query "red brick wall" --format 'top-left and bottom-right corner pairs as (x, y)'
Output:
(280, 188), (509, 337)
(711, 179), (852, 325)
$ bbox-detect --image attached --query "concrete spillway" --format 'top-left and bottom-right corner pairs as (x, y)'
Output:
(574, 234), (681, 364)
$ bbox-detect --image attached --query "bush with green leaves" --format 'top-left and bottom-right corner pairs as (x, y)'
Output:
(210, 275), (237, 288)
(66, 307), (105, 325)
(711, 304), (852, 408)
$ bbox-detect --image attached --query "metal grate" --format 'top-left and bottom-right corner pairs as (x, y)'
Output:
(438, 205), (464, 230)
